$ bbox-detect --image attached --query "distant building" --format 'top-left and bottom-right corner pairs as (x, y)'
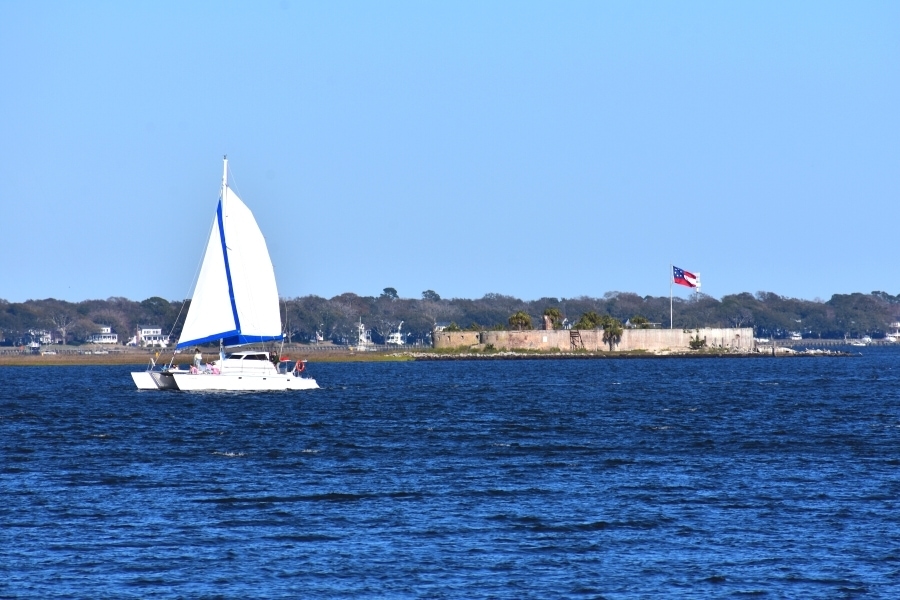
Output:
(28, 329), (54, 345)
(127, 327), (170, 348)
(87, 326), (118, 344)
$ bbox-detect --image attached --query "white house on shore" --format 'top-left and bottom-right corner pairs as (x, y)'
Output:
(87, 326), (118, 344)
(126, 327), (170, 348)
(28, 329), (55, 345)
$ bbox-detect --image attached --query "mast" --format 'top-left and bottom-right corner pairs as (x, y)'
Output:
(222, 155), (228, 197)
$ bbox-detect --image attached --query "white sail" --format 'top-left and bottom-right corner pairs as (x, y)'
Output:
(177, 166), (283, 349)
(222, 186), (282, 341)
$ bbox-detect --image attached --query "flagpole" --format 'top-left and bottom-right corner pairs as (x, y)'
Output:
(669, 263), (673, 329)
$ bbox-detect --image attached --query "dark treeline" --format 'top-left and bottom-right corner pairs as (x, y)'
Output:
(3, 288), (900, 346)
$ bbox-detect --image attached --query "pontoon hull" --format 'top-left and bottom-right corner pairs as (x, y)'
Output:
(131, 371), (160, 390)
(151, 371), (179, 390)
(170, 372), (319, 391)
(131, 370), (185, 390)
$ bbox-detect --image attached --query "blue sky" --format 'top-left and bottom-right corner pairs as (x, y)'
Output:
(2, 1), (898, 303)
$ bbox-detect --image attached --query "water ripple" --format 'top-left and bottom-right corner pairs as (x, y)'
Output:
(2, 353), (900, 597)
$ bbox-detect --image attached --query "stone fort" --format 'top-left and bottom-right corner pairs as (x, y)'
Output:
(433, 327), (753, 352)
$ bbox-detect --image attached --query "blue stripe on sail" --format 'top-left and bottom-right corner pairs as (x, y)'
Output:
(176, 329), (241, 349)
(176, 331), (282, 349)
(223, 333), (284, 347)
(218, 199), (242, 335)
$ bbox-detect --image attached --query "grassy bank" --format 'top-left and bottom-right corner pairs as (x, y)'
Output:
(0, 349), (417, 366)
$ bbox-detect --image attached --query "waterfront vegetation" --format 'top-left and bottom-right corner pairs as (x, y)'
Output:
(2, 289), (899, 349)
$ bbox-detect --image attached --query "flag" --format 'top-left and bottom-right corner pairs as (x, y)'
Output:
(673, 266), (699, 288)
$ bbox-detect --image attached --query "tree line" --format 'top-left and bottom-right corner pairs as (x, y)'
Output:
(2, 288), (899, 347)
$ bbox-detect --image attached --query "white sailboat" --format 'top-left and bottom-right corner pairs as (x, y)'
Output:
(131, 157), (318, 391)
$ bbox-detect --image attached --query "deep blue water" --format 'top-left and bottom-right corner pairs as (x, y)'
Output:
(2, 349), (900, 598)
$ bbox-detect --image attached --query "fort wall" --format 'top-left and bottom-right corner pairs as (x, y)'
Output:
(432, 331), (481, 349)
(432, 327), (753, 352)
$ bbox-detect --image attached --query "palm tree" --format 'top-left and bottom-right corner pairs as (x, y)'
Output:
(601, 316), (624, 351)
(574, 311), (603, 329)
(508, 311), (533, 331)
(573, 312), (623, 349)
(630, 315), (649, 329)
(543, 307), (562, 329)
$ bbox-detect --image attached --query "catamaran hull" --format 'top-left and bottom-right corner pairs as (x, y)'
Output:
(151, 372), (179, 390)
(131, 372), (160, 390)
(131, 371), (184, 390)
(170, 372), (319, 391)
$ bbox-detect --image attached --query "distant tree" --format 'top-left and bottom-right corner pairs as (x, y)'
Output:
(328, 295), (361, 342)
(71, 318), (97, 343)
(508, 311), (532, 331)
(4, 288), (900, 347)
(719, 293), (758, 329)
(418, 296), (462, 339)
(374, 317), (398, 344)
(629, 315), (649, 328)
(827, 292), (890, 336)
(573, 311), (603, 329)
(600, 316), (624, 350)
(872, 291), (900, 304)
(50, 312), (76, 345)
(140, 296), (175, 321)
(543, 307), (562, 329)
(444, 322), (461, 332)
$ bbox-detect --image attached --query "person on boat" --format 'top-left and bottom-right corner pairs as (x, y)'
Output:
(193, 348), (202, 369)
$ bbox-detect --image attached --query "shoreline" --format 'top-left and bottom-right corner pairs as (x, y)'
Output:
(0, 348), (852, 366)
(0, 351), (413, 366)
